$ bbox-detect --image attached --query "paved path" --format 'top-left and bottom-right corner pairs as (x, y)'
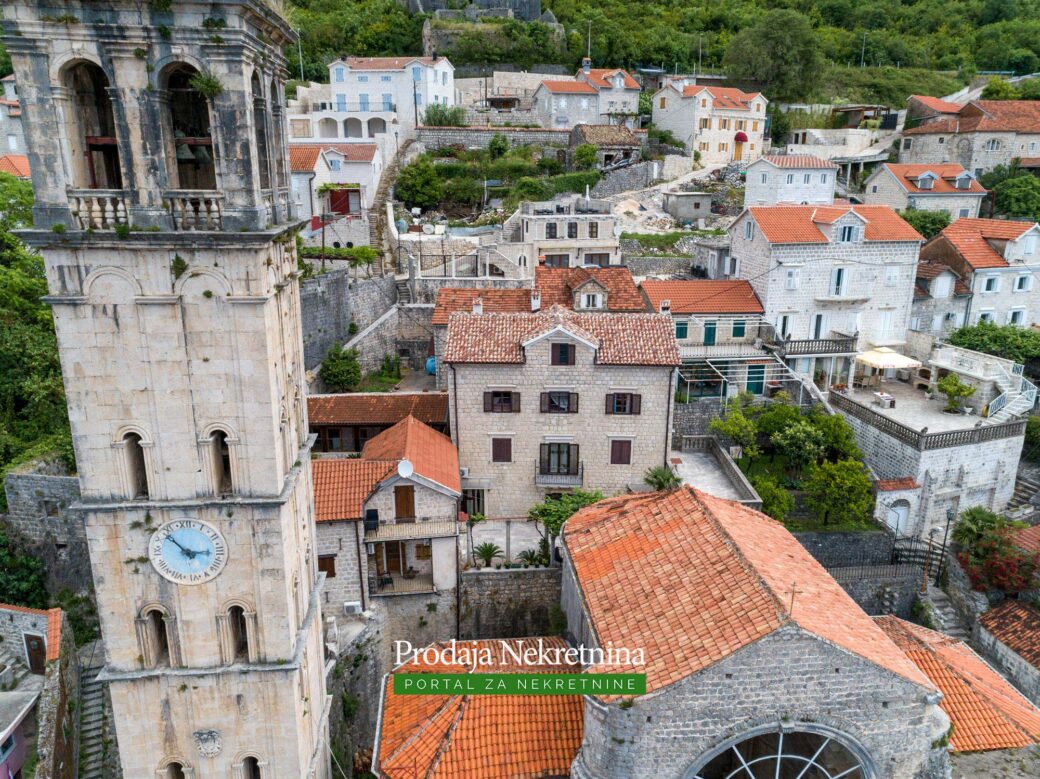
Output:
(464, 518), (543, 564)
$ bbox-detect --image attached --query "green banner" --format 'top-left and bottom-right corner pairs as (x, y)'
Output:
(393, 673), (646, 696)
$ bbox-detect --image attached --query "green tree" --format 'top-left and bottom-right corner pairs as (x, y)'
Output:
(767, 106), (791, 144)
(753, 402), (801, 440)
(645, 465), (680, 491)
(979, 161), (1023, 191)
(0, 531), (48, 609)
(803, 460), (873, 527)
(948, 321), (1040, 363)
(708, 405), (759, 459)
(528, 489), (603, 545)
(899, 208), (950, 239)
(723, 10), (822, 101)
(442, 177), (483, 206)
(994, 175), (1040, 220)
(488, 132), (509, 160)
(770, 421), (825, 473)
(394, 159), (443, 211)
(750, 475), (794, 522)
(980, 77), (1022, 100)
(574, 144), (599, 171)
(937, 373), (976, 412)
(1019, 79), (1040, 100)
(809, 412), (862, 462)
(423, 103), (468, 127)
(319, 343), (362, 392)
(346, 246), (378, 280)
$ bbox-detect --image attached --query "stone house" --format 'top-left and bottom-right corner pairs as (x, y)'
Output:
(899, 100), (1040, 176)
(532, 80), (602, 129)
(862, 163), (986, 219)
(918, 218), (1040, 327)
(905, 94), (963, 128)
(729, 204), (923, 386)
(497, 194), (621, 271)
(568, 124), (641, 168)
(743, 155), (838, 206)
(977, 600), (1040, 706)
(560, 487), (951, 778)
(0, 74), (24, 156)
(650, 82), (767, 163)
(312, 415), (460, 610)
(686, 234), (735, 279)
(308, 392), (449, 453)
(572, 61), (641, 125)
(910, 259), (972, 336)
(288, 143), (383, 222)
(661, 190), (713, 225)
(443, 306), (679, 518)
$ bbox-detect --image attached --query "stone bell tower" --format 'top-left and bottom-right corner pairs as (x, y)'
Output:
(2, 2), (331, 777)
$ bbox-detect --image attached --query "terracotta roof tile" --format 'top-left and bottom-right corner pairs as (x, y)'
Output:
(541, 80), (598, 95)
(444, 306), (679, 366)
(915, 261), (972, 296)
(1015, 525), (1040, 555)
(570, 124), (639, 146)
(905, 100), (1040, 135)
(0, 154), (30, 178)
(0, 602), (62, 662)
(289, 146), (322, 172)
(308, 393), (448, 426)
(562, 487), (933, 696)
(361, 415), (461, 493)
(535, 266), (645, 311)
(881, 163), (986, 195)
(581, 68), (640, 90)
(937, 218), (1037, 270)
(758, 155), (838, 170)
(747, 204), (922, 244)
(980, 600), (1040, 667)
(682, 85), (762, 110)
(290, 143), (378, 164)
(876, 478), (920, 491)
(876, 616), (1040, 752)
(377, 637), (584, 778)
(640, 279), (763, 315)
(340, 56), (437, 71)
(311, 459), (396, 521)
(432, 288), (532, 325)
(909, 95), (964, 114)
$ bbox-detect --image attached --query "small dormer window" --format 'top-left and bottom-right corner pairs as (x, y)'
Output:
(582, 293), (603, 309)
(917, 176), (934, 190)
(839, 225), (857, 243)
(614, 75), (623, 88)
(955, 176), (971, 190)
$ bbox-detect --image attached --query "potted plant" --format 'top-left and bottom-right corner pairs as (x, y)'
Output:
(474, 542), (503, 569)
(937, 373), (976, 413)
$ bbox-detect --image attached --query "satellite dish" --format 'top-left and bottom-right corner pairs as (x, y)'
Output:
(422, 223), (435, 235)
(397, 460), (414, 479)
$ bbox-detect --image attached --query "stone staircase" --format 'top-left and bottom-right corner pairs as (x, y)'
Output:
(987, 367), (1036, 423)
(396, 279), (412, 304)
(1009, 472), (1040, 513)
(924, 584), (970, 641)
(0, 646), (30, 691)
(368, 139), (414, 272)
(78, 662), (106, 779)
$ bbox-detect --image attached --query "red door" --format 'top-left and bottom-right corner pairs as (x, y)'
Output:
(329, 189), (351, 214)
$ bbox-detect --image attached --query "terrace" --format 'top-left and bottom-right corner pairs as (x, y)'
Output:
(670, 438), (761, 509)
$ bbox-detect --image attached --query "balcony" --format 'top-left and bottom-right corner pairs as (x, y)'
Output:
(164, 190), (224, 231)
(67, 189), (129, 230)
(370, 572), (435, 596)
(311, 102), (396, 113)
(769, 334), (859, 358)
(535, 461), (583, 487)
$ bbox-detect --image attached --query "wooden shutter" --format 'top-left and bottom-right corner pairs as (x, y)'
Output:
(318, 554), (337, 578)
(605, 393), (614, 414)
(570, 393), (579, 413)
(551, 343), (560, 365)
(512, 392), (521, 412)
(540, 392), (549, 413)
(492, 438), (511, 463)
(631, 394), (642, 415)
(568, 444), (580, 474)
(483, 392), (492, 412)
(611, 440), (632, 465)
(539, 443), (549, 473)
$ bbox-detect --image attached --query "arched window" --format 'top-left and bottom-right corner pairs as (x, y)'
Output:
(165, 764), (186, 779)
(270, 79), (287, 190)
(690, 727), (868, 779)
(144, 608), (170, 667)
(243, 756), (262, 779)
(161, 64), (218, 189)
(345, 117), (364, 138)
(317, 118), (338, 138)
(124, 432), (149, 498)
(63, 61), (122, 189)
(228, 605), (249, 662)
(210, 429), (233, 495)
(368, 117), (387, 136)
(251, 73), (272, 191)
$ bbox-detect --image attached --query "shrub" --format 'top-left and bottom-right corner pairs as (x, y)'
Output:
(423, 103), (468, 127)
(189, 70), (224, 99)
(319, 343), (362, 392)
(537, 156), (562, 175)
(959, 535), (1040, 593)
(395, 159), (443, 211)
(645, 465), (680, 491)
(443, 177), (483, 205)
(474, 542), (503, 567)
(802, 460), (873, 527)
(709, 405), (759, 458)
(528, 490), (603, 540)
(952, 506), (1005, 549)
(751, 475), (794, 522)
(488, 132), (509, 159)
(574, 143), (599, 170)
(899, 208), (950, 239)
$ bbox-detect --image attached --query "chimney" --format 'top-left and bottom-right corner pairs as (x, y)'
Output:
(531, 291), (541, 312)
(472, 296), (483, 314)
(432, 49), (439, 61)
(582, 56), (592, 74)
(660, 299), (671, 314)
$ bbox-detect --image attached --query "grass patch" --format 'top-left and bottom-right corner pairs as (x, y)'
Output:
(814, 65), (967, 107)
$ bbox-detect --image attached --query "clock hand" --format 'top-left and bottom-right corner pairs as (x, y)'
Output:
(168, 536), (191, 555)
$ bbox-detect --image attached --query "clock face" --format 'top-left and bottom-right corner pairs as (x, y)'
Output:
(148, 519), (228, 585)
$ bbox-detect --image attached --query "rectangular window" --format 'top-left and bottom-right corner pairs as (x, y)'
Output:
(546, 223), (558, 239)
(582, 293), (603, 309)
(744, 221), (754, 240)
(551, 343), (575, 366)
(358, 93), (370, 111)
(831, 267), (846, 296)
(414, 92), (422, 106)
(761, 173), (768, 184)
(0, 734), (16, 762)
(334, 68), (345, 83)
(583, 253), (610, 267)
(786, 173), (794, 184)
(1016, 275), (1031, 291)
(720, 118), (729, 130)
(659, 97), (667, 109)
(318, 554), (337, 578)
(732, 320), (746, 338)
(979, 311), (994, 323)
(543, 253), (569, 268)
(588, 222), (599, 238)
(358, 75), (369, 83)
(329, 158), (341, 171)
(539, 443), (578, 475)
(821, 173), (828, 183)
(412, 66), (421, 82)
(785, 268), (798, 290)
(541, 391), (579, 414)
(335, 93), (347, 111)
(699, 118), (711, 130)
(462, 489), (486, 515)
(567, 222), (578, 239)
(984, 276), (999, 293)
(605, 393), (641, 415)
(491, 437), (512, 463)
(902, 138), (913, 150)
(610, 439), (632, 465)
(675, 320), (689, 339)
(484, 391), (520, 413)
(959, 208), (970, 217)
(839, 225), (856, 242)
(804, 173), (811, 184)
(381, 75), (392, 82)
(1010, 309), (1025, 325)
(778, 314), (791, 338)
(6, 135), (16, 151)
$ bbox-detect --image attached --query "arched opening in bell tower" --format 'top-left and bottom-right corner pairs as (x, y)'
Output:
(161, 63), (219, 190)
(228, 605), (249, 662)
(62, 61), (122, 189)
(251, 72), (272, 191)
(145, 608), (171, 667)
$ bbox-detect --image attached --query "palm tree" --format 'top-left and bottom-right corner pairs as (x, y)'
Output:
(645, 465), (681, 491)
(474, 542), (503, 568)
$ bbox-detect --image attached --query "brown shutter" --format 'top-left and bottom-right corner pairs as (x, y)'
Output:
(550, 343), (560, 365)
(539, 443), (549, 474)
(492, 438), (512, 463)
(484, 392), (492, 412)
(631, 394), (642, 415)
(570, 393), (579, 413)
(540, 392), (549, 413)
(569, 444), (580, 474)
(512, 392), (521, 412)
(605, 393), (614, 414)
(567, 346), (576, 365)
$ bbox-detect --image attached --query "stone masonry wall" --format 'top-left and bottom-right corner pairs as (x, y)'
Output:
(458, 567), (562, 640)
(34, 612), (78, 779)
(343, 307), (399, 375)
(978, 622), (1040, 705)
(417, 126), (573, 149)
(590, 161), (659, 198)
(794, 531), (895, 568)
(396, 304), (435, 370)
(621, 255), (697, 277)
(829, 566), (920, 617)
(300, 271), (397, 369)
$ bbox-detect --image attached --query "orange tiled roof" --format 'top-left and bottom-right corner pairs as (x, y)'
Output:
(562, 487), (934, 695)
(289, 146), (322, 173)
(535, 265), (646, 311)
(443, 305), (680, 366)
(377, 637), (584, 778)
(980, 600), (1040, 667)
(876, 477), (920, 491)
(882, 163), (986, 195)
(935, 218), (1038, 270)
(1015, 525), (1040, 555)
(570, 124), (639, 147)
(915, 260), (972, 296)
(311, 458), (396, 521)
(432, 288), (533, 325)
(909, 95), (964, 114)
(341, 56), (437, 70)
(682, 85), (762, 110)
(640, 279), (764, 315)
(0, 602), (62, 662)
(905, 100), (1040, 135)
(361, 415), (461, 493)
(580, 68), (640, 90)
(541, 80), (598, 95)
(876, 616), (1040, 752)
(758, 155), (837, 170)
(308, 392), (448, 426)
(747, 204), (923, 243)
(291, 142), (378, 164)
(0, 154), (30, 178)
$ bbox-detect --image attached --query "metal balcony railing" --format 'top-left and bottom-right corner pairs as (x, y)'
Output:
(534, 461), (583, 487)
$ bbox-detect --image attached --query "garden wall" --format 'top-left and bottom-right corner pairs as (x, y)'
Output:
(828, 564), (920, 617)
(622, 255), (696, 277)
(300, 272), (396, 369)
(396, 304), (435, 370)
(458, 567), (562, 640)
(415, 125), (648, 150)
(794, 531), (895, 568)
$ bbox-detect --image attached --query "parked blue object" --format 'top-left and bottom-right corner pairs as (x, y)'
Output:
(425, 356), (437, 375)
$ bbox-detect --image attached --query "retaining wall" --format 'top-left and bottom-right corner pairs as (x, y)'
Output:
(458, 567), (562, 640)
(300, 272), (396, 369)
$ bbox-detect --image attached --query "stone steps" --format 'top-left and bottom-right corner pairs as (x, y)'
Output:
(396, 280), (411, 305)
(368, 139), (414, 272)
(79, 665), (107, 779)
(0, 647), (30, 690)
(925, 585), (971, 641)
(1008, 473), (1040, 511)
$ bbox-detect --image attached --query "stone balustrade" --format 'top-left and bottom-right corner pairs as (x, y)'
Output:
(67, 189), (129, 230)
(164, 190), (224, 231)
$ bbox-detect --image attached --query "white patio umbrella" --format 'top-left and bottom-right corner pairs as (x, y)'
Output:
(855, 347), (922, 370)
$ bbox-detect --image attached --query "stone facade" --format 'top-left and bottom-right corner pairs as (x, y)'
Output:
(900, 128), (1040, 176)
(651, 82), (768, 163)
(910, 270), (970, 336)
(977, 620), (1040, 705)
(0, 77), (25, 156)
(743, 159), (837, 206)
(458, 567), (561, 639)
(498, 195), (621, 269)
(300, 272), (396, 369)
(417, 125), (572, 149)
(447, 336), (676, 518)
(862, 166), (984, 219)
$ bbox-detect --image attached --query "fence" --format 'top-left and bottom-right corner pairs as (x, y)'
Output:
(809, 532), (948, 585)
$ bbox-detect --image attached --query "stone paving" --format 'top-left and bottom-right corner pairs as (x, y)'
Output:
(464, 518), (543, 564)
(670, 450), (744, 501)
(845, 381), (980, 433)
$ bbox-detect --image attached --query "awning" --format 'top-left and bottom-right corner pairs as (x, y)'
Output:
(734, 131), (749, 142)
(855, 347), (921, 370)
